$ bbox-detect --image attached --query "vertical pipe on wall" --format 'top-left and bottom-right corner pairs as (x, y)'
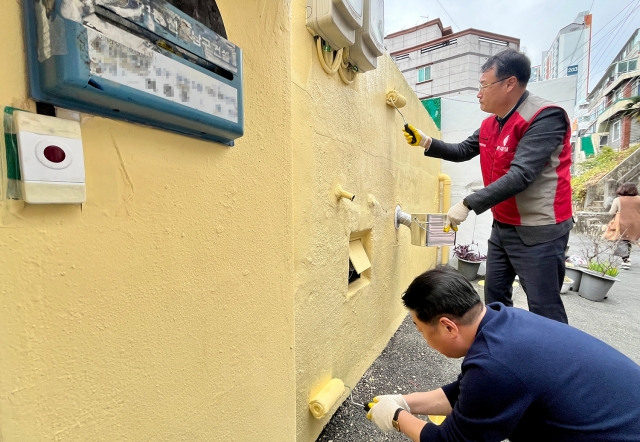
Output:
(438, 173), (452, 265)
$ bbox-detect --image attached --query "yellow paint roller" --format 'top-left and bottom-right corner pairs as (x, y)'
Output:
(385, 90), (417, 144)
(308, 378), (345, 419)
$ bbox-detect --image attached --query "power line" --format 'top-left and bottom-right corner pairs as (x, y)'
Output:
(433, 0), (479, 53)
(589, 0), (640, 72)
(539, 2), (639, 94)
(541, 0), (637, 73)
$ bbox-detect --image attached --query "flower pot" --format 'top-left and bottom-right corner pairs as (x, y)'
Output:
(560, 277), (573, 294)
(578, 270), (619, 302)
(564, 266), (583, 292)
(457, 258), (483, 281)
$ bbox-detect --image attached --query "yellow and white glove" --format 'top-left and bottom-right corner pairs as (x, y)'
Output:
(366, 396), (403, 433)
(403, 124), (432, 148)
(444, 201), (470, 232)
(372, 394), (411, 413)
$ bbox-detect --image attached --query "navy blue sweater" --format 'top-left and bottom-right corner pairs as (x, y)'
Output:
(421, 303), (640, 441)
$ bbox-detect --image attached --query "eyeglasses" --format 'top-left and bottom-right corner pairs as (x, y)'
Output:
(477, 77), (512, 91)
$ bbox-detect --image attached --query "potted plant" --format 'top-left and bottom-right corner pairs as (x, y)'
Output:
(560, 276), (574, 294)
(577, 228), (621, 302)
(454, 243), (486, 281)
(563, 265), (583, 292)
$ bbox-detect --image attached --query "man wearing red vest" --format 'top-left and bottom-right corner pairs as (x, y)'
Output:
(403, 49), (572, 323)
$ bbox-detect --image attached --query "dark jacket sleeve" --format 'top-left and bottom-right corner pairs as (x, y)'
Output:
(440, 375), (462, 407)
(420, 358), (534, 442)
(465, 108), (568, 214)
(424, 130), (481, 162)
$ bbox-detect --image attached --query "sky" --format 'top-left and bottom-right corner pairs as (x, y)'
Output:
(384, 0), (640, 91)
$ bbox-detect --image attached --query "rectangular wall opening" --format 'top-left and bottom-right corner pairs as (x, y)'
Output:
(348, 230), (372, 297)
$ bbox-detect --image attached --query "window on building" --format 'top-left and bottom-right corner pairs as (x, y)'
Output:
(394, 54), (409, 62)
(630, 59), (638, 71)
(618, 61), (628, 74)
(612, 120), (621, 142)
(615, 89), (623, 101)
(417, 66), (431, 83)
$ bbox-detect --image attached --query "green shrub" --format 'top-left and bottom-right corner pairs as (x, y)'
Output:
(572, 144), (640, 204)
(587, 261), (619, 277)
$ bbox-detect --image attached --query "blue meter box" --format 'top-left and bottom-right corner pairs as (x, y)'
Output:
(24, 0), (243, 146)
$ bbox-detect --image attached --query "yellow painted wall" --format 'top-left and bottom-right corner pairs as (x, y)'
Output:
(291, 1), (441, 440)
(0, 1), (441, 441)
(0, 1), (296, 440)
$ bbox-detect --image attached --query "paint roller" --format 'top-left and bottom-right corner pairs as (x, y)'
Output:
(386, 90), (417, 144)
(308, 378), (346, 419)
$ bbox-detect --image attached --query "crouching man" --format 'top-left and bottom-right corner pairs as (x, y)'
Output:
(368, 267), (640, 441)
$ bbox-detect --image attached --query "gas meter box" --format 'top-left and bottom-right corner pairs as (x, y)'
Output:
(306, 0), (364, 49)
(348, 0), (384, 72)
(23, 0), (243, 146)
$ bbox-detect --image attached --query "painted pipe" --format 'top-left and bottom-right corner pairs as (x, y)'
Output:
(336, 185), (355, 201)
(309, 378), (345, 419)
(439, 173), (452, 265)
(394, 205), (412, 229)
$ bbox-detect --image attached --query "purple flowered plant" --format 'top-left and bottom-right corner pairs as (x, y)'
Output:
(454, 243), (486, 262)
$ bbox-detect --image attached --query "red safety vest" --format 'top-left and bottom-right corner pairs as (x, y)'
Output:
(479, 93), (572, 226)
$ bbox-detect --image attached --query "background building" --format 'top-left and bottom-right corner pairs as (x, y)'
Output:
(384, 19), (519, 99)
(540, 11), (592, 104)
(579, 28), (640, 156)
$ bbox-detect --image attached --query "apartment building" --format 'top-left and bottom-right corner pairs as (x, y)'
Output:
(579, 28), (640, 156)
(540, 11), (592, 103)
(384, 19), (519, 99)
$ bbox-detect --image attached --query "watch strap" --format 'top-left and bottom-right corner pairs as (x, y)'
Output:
(392, 407), (403, 432)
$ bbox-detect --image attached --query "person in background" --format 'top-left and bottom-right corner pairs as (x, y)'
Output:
(608, 182), (640, 269)
(367, 267), (640, 441)
(402, 48), (572, 324)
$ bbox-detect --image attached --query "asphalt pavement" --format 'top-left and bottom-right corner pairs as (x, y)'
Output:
(316, 232), (640, 441)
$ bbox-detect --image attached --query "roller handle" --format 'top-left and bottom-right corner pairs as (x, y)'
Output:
(404, 123), (417, 145)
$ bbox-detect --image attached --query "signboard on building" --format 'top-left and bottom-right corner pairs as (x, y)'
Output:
(567, 65), (579, 76)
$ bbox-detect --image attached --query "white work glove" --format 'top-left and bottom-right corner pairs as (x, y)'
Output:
(403, 123), (432, 148)
(445, 201), (470, 233)
(372, 394), (411, 413)
(367, 396), (404, 433)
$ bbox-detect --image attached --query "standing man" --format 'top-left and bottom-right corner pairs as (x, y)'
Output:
(367, 267), (640, 441)
(404, 49), (572, 323)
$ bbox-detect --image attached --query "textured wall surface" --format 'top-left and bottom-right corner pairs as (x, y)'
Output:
(1, 0), (441, 440)
(291, 1), (441, 440)
(0, 1), (295, 440)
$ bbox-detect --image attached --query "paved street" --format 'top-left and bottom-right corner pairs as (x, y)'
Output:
(317, 232), (640, 441)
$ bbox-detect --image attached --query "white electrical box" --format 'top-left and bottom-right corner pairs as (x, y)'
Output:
(335, 0), (365, 28)
(15, 112), (86, 204)
(307, 0), (364, 49)
(348, 0), (385, 72)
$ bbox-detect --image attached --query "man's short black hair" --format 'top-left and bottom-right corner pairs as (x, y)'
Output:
(402, 266), (482, 325)
(481, 48), (531, 87)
